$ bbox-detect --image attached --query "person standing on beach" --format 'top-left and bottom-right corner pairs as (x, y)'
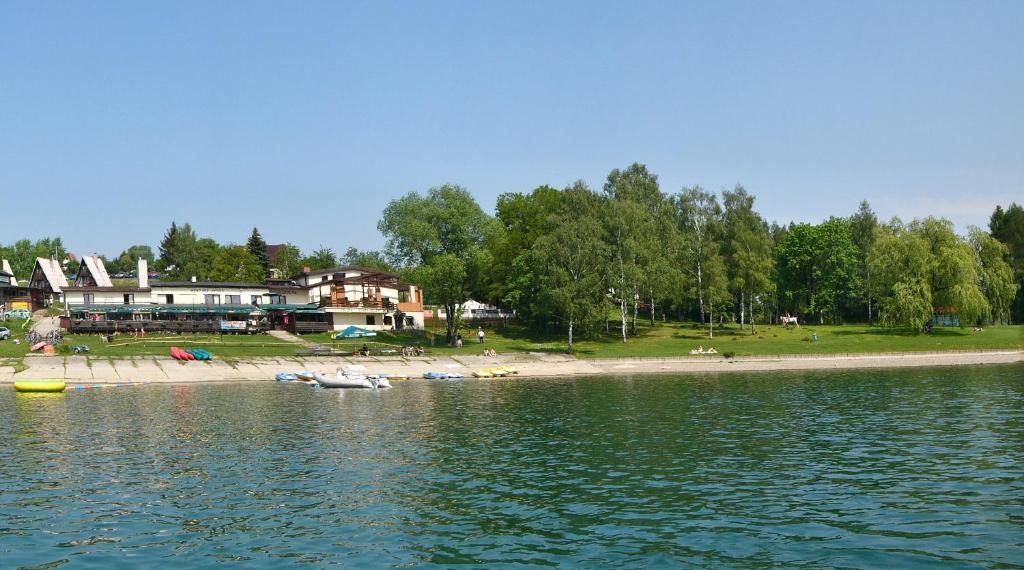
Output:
(477, 327), (485, 343)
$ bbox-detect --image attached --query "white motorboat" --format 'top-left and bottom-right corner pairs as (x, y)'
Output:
(316, 369), (373, 389)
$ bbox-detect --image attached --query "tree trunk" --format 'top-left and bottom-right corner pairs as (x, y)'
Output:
(618, 260), (627, 342)
(630, 284), (638, 336)
(750, 292), (756, 335)
(445, 302), (458, 345)
(567, 318), (574, 354)
(697, 262), (705, 324)
(740, 290), (745, 327)
(649, 296), (656, 327)
(709, 302), (714, 338)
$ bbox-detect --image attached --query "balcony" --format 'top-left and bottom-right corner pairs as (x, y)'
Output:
(319, 298), (395, 312)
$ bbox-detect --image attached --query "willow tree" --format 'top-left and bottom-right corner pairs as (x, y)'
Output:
(969, 227), (1018, 325)
(378, 184), (496, 345)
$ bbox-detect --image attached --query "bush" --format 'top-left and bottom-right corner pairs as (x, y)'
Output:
(722, 351), (735, 359)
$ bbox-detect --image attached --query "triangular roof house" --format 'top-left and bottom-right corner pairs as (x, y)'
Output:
(30, 257), (69, 295)
(74, 255), (113, 288)
(1, 259), (17, 286)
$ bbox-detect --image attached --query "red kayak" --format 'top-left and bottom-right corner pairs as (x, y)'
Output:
(182, 349), (196, 360)
(170, 347), (185, 360)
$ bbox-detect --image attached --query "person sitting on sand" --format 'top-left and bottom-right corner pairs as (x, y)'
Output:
(707, 347), (717, 354)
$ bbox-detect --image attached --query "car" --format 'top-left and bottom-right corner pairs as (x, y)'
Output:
(3, 309), (31, 320)
(0, 327), (10, 340)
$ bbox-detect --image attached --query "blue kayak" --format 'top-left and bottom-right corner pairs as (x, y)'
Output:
(423, 371), (449, 380)
(276, 372), (299, 382)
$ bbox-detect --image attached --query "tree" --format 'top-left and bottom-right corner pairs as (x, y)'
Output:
(210, 245), (265, 283)
(703, 244), (729, 339)
(341, 247), (394, 272)
(731, 221), (774, 334)
(157, 222), (198, 278)
(271, 243), (303, 278)
(0, 237), (67, 279)
(246, 228), (270, 277)
(869, 217), (989, 328)
(378, 184), (496, 345)
(300, 247), (338, 271)
(969, 227), (1019, 325)
(112, 245), (155, 275)
(532, 182), (610, 352)
(849, 200), (879, 323)
(673, 187), (722, 324)
(776, 219), (860, 324)
(989, 203), (1024, 323)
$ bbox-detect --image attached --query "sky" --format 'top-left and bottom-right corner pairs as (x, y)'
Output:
(2, 0), (1022, 258)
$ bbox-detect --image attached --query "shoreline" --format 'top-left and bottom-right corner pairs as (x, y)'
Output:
(2, 349), (1021, 384)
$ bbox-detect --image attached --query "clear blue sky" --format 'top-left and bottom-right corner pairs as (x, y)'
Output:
(2, 1), (1021, 258)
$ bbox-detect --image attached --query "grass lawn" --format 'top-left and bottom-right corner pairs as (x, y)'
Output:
(302, 321), (1024, 359)
(69, 333), (302, 358)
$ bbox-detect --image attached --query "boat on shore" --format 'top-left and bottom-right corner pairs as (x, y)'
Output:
(14, 381), (66, 393)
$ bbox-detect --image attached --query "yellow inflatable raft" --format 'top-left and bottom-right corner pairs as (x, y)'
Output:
(14, 381), (66, 393)
(472, 369), (493, 378)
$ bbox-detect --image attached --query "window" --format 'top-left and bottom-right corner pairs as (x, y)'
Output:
(83, 293), (94, 304)
(204, 294), (220, 305)
(251, 295), (261, 305)
(383, 316), (393, 326)
(161, 294), (174, 304)
(123, 294), (134, 304)
(268, 294), (284, 304)
(321, 275), (328, 282)
(225, 295), (241, 305)
(365, 315), (376, 326)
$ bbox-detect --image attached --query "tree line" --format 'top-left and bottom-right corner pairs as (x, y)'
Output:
(377, 164), (1021, 350)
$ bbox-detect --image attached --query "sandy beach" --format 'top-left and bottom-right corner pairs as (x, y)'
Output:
(2, 349), (1021, 384)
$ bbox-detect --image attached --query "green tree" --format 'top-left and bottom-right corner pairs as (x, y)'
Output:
(157, 222), (199, 278)
(989, 203), (1024, 323)
(340, 247), (394, 272)
(246, 228), (270, 277)
(969, 227), (1019, 324)
(378, 184), (497, 344)
(849, 200), (879, 323)
(672, 187), (722, 324)
(300, 247), (338, 271)
(703, 244), (730, 339)
(532, 182), (610, 352)
(271, 243), (303, 278)
(210, 245), (265, 283)
(0, 237), (67, 279)
(776, 219), (860, 324)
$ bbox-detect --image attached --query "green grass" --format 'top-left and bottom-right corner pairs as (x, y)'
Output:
(303, 321), (1023, 359)
(57, 333), (301, 358)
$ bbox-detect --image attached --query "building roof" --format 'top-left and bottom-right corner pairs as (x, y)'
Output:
(0, 269), (11, 278)
(71, 286), (151, 292)
(150, 281), (274, 289)
(292, 265), (399, 280)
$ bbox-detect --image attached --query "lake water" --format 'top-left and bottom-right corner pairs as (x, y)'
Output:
(1, 365), (1022, 568)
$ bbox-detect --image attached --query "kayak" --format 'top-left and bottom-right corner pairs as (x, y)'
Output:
(14, 381), (66, 393)
(473, 369), (493, 378)
(30, 341), (47, 352)
(170, 347), (186, 360)
(423, 371), (448, 380)
(276, 372), (299, 382)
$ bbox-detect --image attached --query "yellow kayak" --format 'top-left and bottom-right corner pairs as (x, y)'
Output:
(472, 369), (493, 378)
(488, 367), (509, 377)
(14, 381), (66, 393)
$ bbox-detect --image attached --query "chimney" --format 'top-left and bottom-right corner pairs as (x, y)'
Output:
(2, 259), (17, 286)
(138, 258), (149, 289)
(191, 275), (197, 283)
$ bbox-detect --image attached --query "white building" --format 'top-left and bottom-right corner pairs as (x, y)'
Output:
(290, 265), (425, 331)
(437, 299), (513, 321)
(61, 259), (425, 333)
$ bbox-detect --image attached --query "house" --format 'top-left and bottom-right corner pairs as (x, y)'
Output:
(29, 257), (69, 306)
(60, 259), (426, 334)
(62, 258), (315, 334)
(291, 265), (425, 331)
(437, 299), (513, 321)
(1, 265), (39, 313)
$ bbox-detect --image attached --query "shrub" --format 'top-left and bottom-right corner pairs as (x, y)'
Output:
(722, 351), (735, 359)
